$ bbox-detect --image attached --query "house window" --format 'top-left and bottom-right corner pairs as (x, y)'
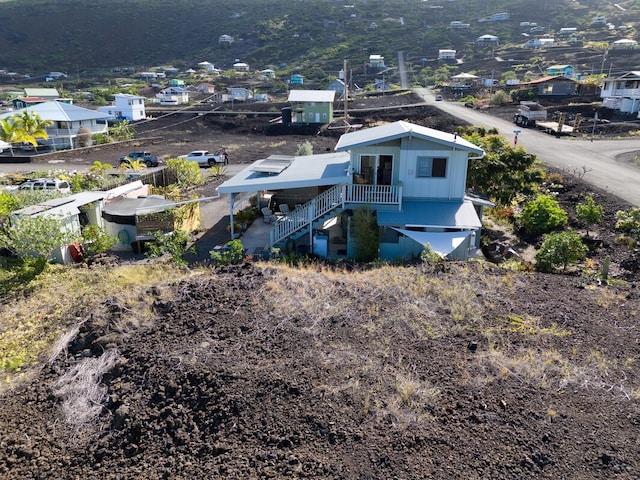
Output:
(416, 156), (447, 178)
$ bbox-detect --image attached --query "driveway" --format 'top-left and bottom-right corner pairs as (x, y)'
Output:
(414, 88), (640, 206)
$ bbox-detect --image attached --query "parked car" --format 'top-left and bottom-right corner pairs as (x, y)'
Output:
(178, 149), (229, 167)
(119, 151), (163, 168)
(435, 95), (443, 101)
(15, 178), (71, 194)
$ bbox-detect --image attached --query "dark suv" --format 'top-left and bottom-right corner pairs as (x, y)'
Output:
(118, 151), (162, 167)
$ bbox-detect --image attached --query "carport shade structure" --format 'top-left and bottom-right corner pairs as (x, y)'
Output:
(217, 151), (351, 237)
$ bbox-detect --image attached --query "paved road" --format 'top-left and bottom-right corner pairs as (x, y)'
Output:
(415, 88), (640, 206)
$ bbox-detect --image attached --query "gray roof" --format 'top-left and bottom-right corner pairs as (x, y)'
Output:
(334, 120), (484, 156)
(0, 101), (111, 122)
(288, 90), (336, 103)
(377, 199), (481, 229)
(11, 191), (107, 219)
(218, 152), (350, 194)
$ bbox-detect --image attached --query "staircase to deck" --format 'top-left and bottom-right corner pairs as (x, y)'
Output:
(269, 183), (402, 248)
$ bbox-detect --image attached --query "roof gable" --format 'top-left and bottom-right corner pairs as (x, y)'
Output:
(0, 101), (111, 122)
(288, 90), (336, 103)
(334, 121), (484, 156)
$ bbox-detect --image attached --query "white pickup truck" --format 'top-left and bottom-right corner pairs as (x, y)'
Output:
(179, 149), (229, 167)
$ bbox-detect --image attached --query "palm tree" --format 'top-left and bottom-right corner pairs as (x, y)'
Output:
(14, 111), (53, 152)
(109, 120), (135, 141)
(0, 117), (32, 157)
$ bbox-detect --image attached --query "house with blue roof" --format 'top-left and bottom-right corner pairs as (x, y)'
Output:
(0, 101), (110, 149)
(157, 86), (189, 105)
(218, 121), (491, 260)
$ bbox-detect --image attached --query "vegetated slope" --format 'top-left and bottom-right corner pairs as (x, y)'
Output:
(0, 0), (636, 75)
(1, 258), (639, 479)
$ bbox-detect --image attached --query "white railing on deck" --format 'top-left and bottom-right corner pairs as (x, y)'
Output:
(270, 183), (402, 247)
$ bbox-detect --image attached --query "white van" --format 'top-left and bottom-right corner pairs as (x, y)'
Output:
(18, 178), (71, 194)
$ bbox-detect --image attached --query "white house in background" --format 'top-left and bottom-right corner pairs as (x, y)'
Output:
(197, 61), (221, 74)
(156, 86), (189, 105)
(476, 34), (499, 47)
(611, 39), (638, 50)
(524, 38), (555, 48)
(218, 121), (491, 260)
(225, 87), (253, 102)
(233, 62), (250, 72)
(0, 101), (110, 149)
(600, 71), (640, 115)
(438, 49), (457, 60)
(98, 93), (146, 121)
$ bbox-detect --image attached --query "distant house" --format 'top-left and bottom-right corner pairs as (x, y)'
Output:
(369, 55), (385, 68)
(559, 27), (577, 35)
(600, 71), (640, 115)
(259, 68), (276, 80)
(287, 90), (335, 123)
(290, 74), (304, 85)
(327, 79), (346, 99)
(226, 87), (253, 101)
(611, 39), (638, 50)
(479, 12), (509, 22)
(219, 34), (234, 46)
(233, 62), (250, 72)
(24, 88), (60, 100)
(195, 83), (216, 94)
(169, 78), (185, 87)
(438, 49), (457, 60)
(450, 73), (479, 90)
(545, 64), (575, 78)
(449, 21), (470, 29)
(218, 121), (491, 261)
(524, 38), (554, 48)
(0, 101), (110, 149)
(197, 61), (220, 74)
(12, 97), (49, 109)
(157, 87), (189, 105)
(476, 34), (499, 47)
(374, 79), (392, 92)
(47, 71), (67, 80)
(98, 93), (146, 121)
(519, 76), (577, 97)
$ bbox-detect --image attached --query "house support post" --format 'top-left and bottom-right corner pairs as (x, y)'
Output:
(229, 194), (235, 239)
(308, 202), (315, 251)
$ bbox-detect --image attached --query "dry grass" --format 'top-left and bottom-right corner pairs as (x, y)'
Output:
(52, 348), (119, 430)
(0, 263), (192, 385)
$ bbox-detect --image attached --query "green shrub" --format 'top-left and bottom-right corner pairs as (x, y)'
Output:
(81, 224), (117, 256)
(535, 230), (588, 273)
(210, 239), (244, 265)
(166, 157), (202, 187)
(519, 194), (568, 234)
(615, 208), (640, 238)
(351, 206), (379, 262)
(145, 229), (192, 265)
(576, 195), (603, 238)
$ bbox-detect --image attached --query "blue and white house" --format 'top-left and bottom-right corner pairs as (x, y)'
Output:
(0, 101), (110, 149)
(218, 121), (491, 260)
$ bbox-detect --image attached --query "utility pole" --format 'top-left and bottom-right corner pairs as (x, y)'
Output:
(343, 59), (348, 124)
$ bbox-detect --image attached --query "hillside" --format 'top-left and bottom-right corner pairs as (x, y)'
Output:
(0, 0), (639, 84)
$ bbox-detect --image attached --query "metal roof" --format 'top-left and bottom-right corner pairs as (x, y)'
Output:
(334, 120), (484, 156)
(288, 90), (336, 103)
(377, 199), (481, 229)
(0, 101), (111, 122)
(12, 191), (107, 219)
(218, 152), (350, 194)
